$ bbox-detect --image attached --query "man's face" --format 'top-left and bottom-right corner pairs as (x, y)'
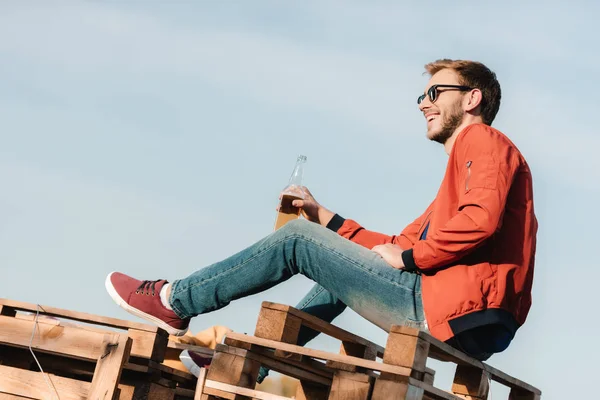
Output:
(419, 69), (466, 144)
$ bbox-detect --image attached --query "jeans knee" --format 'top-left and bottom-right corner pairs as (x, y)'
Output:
(279, 218), (314, 236)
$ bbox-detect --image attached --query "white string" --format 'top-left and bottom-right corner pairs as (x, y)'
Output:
(28, 305), (60, 400)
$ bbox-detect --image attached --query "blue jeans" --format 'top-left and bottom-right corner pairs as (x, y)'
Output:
(169, 219), (426, 379)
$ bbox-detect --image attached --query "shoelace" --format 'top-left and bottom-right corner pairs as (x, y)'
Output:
(135, 280), (163, 296)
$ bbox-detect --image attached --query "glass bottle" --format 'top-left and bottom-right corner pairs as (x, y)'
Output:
(274, 155), (307, 230)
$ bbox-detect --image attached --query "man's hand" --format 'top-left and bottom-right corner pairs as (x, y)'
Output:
(372, 244), (405, 269)
(277, 187), (334, 227)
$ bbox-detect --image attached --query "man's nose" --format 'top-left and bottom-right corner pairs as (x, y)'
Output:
(418, 97), (431, 112)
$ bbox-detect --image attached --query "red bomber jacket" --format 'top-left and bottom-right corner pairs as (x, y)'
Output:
(328, 123), (537, 342)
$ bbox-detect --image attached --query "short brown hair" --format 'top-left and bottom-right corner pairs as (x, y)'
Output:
(425, 59), (501, 125)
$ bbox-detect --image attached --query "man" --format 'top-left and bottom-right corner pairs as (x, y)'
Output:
(106, 59), (537, 366)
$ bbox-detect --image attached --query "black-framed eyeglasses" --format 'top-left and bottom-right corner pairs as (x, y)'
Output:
(417, 84), (472, 105)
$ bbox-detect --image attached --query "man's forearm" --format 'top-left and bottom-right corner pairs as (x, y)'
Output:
(318, 207), (335, 227)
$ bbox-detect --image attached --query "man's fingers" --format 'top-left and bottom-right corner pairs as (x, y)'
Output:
(292, 200), (304, 207)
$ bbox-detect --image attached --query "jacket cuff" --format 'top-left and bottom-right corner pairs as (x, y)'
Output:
(326, 214), (345, 232)
(402, 249), (420, 272)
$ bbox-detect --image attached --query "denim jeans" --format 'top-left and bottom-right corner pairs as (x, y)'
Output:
(169, 219), (426, 380)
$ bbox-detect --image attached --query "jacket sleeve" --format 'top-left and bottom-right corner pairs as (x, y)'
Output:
(404, 126), (521, 271)
(326, 204), (433, 250)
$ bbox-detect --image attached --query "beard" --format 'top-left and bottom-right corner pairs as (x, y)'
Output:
(429, 101), (464, 145)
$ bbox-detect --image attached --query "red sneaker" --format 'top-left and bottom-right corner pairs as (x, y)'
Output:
(105, 272), (190, 336)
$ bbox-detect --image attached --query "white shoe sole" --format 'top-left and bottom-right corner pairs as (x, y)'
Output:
(179, 350), (202, 378)
(105, 272), (188, 336)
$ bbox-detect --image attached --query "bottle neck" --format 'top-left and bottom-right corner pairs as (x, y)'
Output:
(288, 163), (304, 186)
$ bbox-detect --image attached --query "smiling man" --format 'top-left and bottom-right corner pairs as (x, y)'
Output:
(105, 59), (537, 367)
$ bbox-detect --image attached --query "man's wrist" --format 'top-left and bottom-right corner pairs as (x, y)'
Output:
(325, 213), (345, 231)
(319, 208), (335, 227)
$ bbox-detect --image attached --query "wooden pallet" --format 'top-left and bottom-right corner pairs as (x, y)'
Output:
(196, 302), (541, 400)
(374, 325), (541, 400)
(0, 298), (204, 400)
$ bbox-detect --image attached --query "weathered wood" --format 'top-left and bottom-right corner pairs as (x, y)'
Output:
(0, 394), (36, 400)
(194, 368), (208, 400)
(451, 365), (489, 399)
(424, 368), (435, 386)
(389, 325), (541, 396)
(295, 381), (330, 400)
(262, 303), (385, 357)
(0, 364), (90, 400)
(206, 347), (261, 398)
(382, 330), (429, 374)
(127, 328), (169, 361)
(371, 376), (424, 400)
(226, 337), (333, 382)
(217, 344), (332, 386)
(0, 315), (110, 361)
(225, 332), (412, 376)
(255, 305), (303, 361)
(328, 371), (372, 400)
(167, 341), (214, 357)
(255, 306), (302, 344)
(326, 341), (377, 372)
(205, 379), (292, 400)
(88, 334), (132, 400)
(0, 298), (159, 333)
(508, 388), (541, 400)
(117, 384), (135, 400)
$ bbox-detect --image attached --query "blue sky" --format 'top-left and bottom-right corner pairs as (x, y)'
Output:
(0, 1), (597, 398)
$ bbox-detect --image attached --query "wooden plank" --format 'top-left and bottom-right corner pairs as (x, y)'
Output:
(255, 306), (302, 344)
(328, 371), (372, 400)
(225, 333), (412, 376)
(509, 388), (541, 400)
(326, 341), (377, 372)
(175, 387), (197, 398)
(451, 365), (489, 399)
(263, 303), (385, 357)
(0, 364), (90, 400)
(194, 368), (208, 400)
(148, 360), (196, 382)
(217, 344), (332, 386)
(205, 379), (292, 400)
(295, 381), (330, 400)
(0, 394), (36, 400)
(227, 337), (333, 381)
(206, 348), (261, 391)
(371, 378), (424, 400)
(424, 369), (435, 386)
(389, 325), (541, 395)
(407, 377), (466, 400)
(117, 384), (135, 400)
(0, 315), (109, 361)
(0, 298), (159, 333)
(88, 334), (132, 400)
(9, 314), (166, 362)
(127, 328), (169, 362)
(146, 383), (175, 400)
(255, 305), (303, 361)
(382, 330), (430, 373)
(167, 341), (214, 357)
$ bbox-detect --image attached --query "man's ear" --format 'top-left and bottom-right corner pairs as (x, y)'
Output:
(464, 88), (483, 112)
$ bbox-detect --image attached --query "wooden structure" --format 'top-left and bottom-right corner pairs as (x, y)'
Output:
(0, 298), (202, 399)
(196, 302), (542, 400)
(0, 298), (541, 399)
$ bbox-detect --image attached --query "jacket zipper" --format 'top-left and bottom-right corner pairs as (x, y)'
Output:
(465, 161), (472, 191)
